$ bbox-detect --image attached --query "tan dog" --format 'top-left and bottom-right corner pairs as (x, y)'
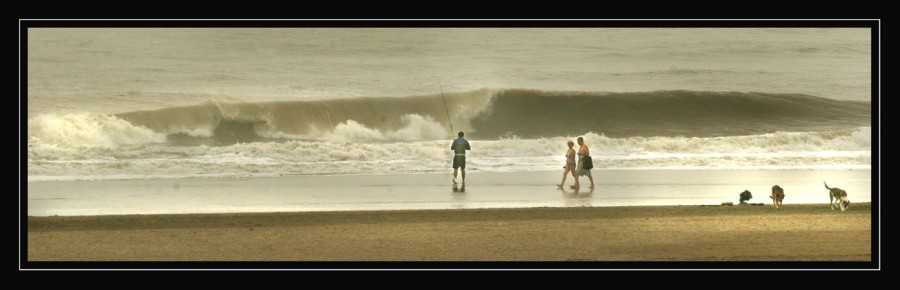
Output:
(824, 182), (850, 211)
(770, 185), (785, 209)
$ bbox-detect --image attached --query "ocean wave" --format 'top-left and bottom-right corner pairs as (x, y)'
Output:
(25, 89), (872, 180)
(28, 89), (870, 148)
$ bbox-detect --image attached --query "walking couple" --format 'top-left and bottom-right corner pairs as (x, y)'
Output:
(558, 137), (594, 190)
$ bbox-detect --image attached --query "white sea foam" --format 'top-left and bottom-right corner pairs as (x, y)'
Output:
(258, 114), (450, 142)
(27, 127), (872, 181)
(27, 113), (165, 148)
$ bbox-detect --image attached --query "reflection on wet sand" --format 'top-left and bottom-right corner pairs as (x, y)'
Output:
(452, 184), (466, 209)
(560, 186), (594, 207)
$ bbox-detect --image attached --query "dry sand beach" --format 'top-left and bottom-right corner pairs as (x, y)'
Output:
(28, 203), (871, 262)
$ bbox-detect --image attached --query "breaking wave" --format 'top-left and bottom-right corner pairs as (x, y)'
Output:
(28, 89), (870, 148)
(25, 89), (872, 180)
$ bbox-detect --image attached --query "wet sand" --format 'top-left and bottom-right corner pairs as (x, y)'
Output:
(27, 203), (872, 262)
(28, 170), (873, 216)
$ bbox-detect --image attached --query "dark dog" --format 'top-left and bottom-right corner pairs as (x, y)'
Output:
(739, 190), (752, 204)
(824, 182), (850, 211)
(770, 185), (785, 209)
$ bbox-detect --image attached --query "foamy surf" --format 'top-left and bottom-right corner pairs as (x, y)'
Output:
(27, 127), (872, 181)
(26, 89), (872, 181)
(27, 113), (166, 148)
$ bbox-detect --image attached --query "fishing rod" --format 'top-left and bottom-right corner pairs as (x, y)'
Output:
(437, 79), (454, 136)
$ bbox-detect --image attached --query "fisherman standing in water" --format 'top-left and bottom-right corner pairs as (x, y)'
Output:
(451, 131), (471, 184)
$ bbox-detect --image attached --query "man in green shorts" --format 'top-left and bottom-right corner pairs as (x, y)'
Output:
(451, 131), (471, 184)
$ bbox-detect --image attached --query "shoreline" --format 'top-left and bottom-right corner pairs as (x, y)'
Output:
(28, 169), (873, 216)
(28, 203), (873, 262)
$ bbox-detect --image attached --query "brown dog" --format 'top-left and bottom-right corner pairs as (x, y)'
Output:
(824, 182), (850, 211)
(770, 185), (785, 209)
